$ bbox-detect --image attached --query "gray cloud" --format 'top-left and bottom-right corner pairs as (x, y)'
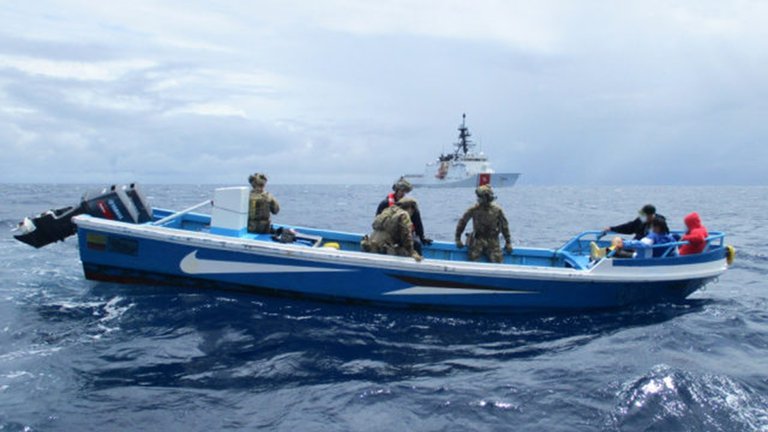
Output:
(0, 1), (766, 185)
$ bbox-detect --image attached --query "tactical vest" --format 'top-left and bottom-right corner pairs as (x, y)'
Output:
(372, 207), (406, 239)
(249, 192), (272, 233)
(250, 192), (272, 219)
(382, 194), (415, 233)
(472, 204), (502, 238)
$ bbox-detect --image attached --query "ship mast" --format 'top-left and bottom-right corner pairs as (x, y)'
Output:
(455, 113), (474, 157)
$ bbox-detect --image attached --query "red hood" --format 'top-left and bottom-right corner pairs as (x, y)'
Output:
(684, 212), (702, 230)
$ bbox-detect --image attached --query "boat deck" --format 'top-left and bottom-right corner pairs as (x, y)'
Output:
(151, 209), (726, 271)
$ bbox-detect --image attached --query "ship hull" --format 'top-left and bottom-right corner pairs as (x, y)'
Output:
(403, 172), (520, 188)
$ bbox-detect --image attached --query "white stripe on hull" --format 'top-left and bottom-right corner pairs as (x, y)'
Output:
(180, 251), (351, 274)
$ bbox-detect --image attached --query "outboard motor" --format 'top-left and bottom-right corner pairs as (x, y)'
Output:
(13, 183), (152, 248)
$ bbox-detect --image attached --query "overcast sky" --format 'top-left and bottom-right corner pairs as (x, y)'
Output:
(1, 1), (766, 185)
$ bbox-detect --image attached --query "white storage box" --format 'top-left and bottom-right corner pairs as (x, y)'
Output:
(210, 187), (250, 236)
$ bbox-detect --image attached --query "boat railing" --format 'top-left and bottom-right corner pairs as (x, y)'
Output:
(556, 230), (605, 255)
(656, 231), (725, 257)
(559, 230), (726, 259)
(151, 200), (212, 227)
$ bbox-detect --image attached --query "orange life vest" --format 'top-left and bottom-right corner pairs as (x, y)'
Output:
(387, 192), (396, 207)
(387, 192), (415, 233)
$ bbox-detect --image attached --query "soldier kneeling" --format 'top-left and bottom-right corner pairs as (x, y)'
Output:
(455, 185), (512, 263)
(362, 197), (423, 262)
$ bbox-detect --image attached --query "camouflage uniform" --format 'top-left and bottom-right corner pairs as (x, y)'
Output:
(455, 186), (512, 263)
(362, 198), (421, 261)
(365, 206), (416, 257)
(247, 173), (280, 234)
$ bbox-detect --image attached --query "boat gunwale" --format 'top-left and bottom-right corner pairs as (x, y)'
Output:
(74, 215), (728, 284)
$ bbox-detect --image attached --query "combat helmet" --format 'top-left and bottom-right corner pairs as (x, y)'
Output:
(396, 196), (418, 210)
(248, 173), (268, 187)
(392, 177), (413, 193)
(475, 185), (496, 202)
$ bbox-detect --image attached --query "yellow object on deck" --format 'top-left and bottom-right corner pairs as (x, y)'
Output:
(323, 242), (341, 250)
(590, 242), (605, 261)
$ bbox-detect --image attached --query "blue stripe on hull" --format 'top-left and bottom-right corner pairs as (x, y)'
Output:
(77, 227), (712, 312)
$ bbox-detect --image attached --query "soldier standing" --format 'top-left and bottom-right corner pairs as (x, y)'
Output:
(363, 197), (423, 262)
(455, 185), (512, 263)
(247, 173), (280, 234)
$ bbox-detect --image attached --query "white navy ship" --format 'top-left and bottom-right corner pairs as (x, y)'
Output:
(403, 114), (520, 188)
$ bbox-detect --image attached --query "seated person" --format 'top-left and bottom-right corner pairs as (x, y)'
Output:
(604, 204), (664, 240)
(679, 212), (709, 255)
(591, 217), (675, 260)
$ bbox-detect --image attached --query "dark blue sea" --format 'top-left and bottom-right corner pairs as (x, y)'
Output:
(1, 184), (766, 431)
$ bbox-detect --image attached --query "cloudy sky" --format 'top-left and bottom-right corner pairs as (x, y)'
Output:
(0, 1), (766, 185)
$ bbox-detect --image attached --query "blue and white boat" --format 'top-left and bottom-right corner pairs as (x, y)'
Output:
(15, 185), (732, 312)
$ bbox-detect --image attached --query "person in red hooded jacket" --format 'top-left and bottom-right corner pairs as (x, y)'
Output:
(678, 212), (709, 255)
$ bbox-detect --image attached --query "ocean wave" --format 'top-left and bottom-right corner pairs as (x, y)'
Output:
(611, 364), (768, 431)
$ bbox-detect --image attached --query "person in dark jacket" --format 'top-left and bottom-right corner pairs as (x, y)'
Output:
(376, 178), (432, 253)
(679, 212), (709, 255)
(604, 204), (664, 240)
(604, 216), (677, 259)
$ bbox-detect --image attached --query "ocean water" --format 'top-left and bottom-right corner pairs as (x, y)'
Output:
(0, 184), (766, 432)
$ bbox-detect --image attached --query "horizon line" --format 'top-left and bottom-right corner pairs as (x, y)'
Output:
(1, 182), (766, 187)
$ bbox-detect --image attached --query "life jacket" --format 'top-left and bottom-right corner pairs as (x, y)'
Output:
(387, 192), (396, 207)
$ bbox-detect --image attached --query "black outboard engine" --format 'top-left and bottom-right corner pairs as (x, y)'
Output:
(13, 183), (153, 248)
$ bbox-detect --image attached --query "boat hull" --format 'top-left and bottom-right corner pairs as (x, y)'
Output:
(403, 172), (520, 188)
(74, 216), (726, 312)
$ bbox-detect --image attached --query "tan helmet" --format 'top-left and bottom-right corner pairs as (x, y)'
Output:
(396, 196), (418, 210)
(392, 177), (413, 193)
(475, 185), (495, 201)
(248, 173), (268, 187)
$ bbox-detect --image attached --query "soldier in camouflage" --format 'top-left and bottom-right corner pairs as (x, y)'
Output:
(455, 185), (512, 263)
(362, 197), (422, 262)
(376, 177), (432, 254)
(247, 173), (280, 234)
